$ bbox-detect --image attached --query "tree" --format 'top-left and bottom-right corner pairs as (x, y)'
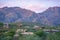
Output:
(0, 22), (3, 27)
(34, 30), (45, 37)
(55, 31), (60, 37)
(34, 30), (46, 40)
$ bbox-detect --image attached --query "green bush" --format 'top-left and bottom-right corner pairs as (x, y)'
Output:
(55, 31), (60, 36)
(34, 30), (45, 37)
(0, 22), (3, 26)
(4, 30), (15, 36)
(19, 35), (40, 40)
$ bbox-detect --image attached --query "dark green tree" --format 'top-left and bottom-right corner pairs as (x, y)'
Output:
(34, 30), (45, 37)
(0, 22), (3, 27)
(34, 30), (46, 40)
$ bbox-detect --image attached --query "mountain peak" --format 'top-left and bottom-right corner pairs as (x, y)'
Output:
(48, 6), (60, 10)
(0, 6), (60, 26)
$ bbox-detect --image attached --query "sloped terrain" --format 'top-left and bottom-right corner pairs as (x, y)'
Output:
(0, 6), (60, 26)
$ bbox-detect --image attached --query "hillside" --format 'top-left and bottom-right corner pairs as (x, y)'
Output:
(38, 7), (60, 26)
(0, 6), (60, 26)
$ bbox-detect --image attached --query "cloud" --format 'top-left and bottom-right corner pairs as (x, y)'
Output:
(23, 5), (48, 13)
(0, 0), (60, 12)
(0, 3), (5, 8)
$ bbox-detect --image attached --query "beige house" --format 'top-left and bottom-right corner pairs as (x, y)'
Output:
(3, 23), (9, 29)
(16, 23), (23, 28)
(21, 32), (33, 35)
(33, 25), (42, 30)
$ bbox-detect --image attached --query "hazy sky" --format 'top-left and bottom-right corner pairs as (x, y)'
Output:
(0, 0), (60, 13)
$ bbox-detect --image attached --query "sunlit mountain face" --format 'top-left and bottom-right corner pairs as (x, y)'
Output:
(0, 0), (60, 13)
(0, 6), (60, 26)
(0, 0), (60, 26)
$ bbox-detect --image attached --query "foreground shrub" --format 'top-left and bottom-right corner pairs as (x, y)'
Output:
(34, 30), (45, 37)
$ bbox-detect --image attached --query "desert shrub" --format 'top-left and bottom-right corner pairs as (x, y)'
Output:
(4, 30), (15, 36)
(46, 31), (60, 40)
(0, 22), (3, 27)
(34, 30), (45, 37)
(19, 35), (40, 40)
(55, 31), (60, 36)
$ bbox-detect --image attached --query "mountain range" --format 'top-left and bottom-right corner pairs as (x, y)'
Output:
(0, 6), (60, 26)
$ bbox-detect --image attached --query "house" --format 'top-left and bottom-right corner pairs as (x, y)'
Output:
(16, 29), (27, 33)
(0, 26), (3, 30)
(16, 23), (23, 28)
(3, 23), (9, 29)
(33, 25), (42, 30)
(21, 32), (33, 35)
